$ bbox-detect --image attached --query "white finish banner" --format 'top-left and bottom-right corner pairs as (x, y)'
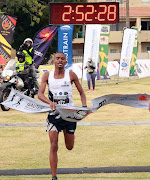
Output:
(1, 88), (150, 122)
(1, 88), (50, 113)
(135, 59), (150, 78)
(119, 28), (136, 77)
(83, 24), (101, 80)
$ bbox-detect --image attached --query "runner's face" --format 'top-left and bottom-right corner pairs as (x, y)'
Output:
(53, 53), (67, 69)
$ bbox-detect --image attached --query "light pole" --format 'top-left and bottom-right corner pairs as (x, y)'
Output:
(126, 0), (130, 28)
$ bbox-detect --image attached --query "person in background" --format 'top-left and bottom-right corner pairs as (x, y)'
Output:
(38, 52), (87, 180)
(20, 38), (34, 65)
(19, 38), (39, 94)
(84, 57), (97, 93)
(15, 51), (31, 91)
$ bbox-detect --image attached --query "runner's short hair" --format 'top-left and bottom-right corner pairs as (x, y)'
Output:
(54, 52), (66, 59)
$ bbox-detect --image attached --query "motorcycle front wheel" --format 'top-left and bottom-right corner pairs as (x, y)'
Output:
(0, 88), (11, 111)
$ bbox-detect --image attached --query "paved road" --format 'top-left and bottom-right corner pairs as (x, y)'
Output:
(1, 166), (150, 176)
(0, 121), (150, 127)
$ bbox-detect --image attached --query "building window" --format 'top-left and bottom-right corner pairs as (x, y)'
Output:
(148, 22), (150, 30)
(110, 49), (118, 53)
(73, 49), (83, 56)
(110, 22), (126, 31)
(141, 0), (150, 5)
(110, 24), (117, 31)
(141, 21), (150, 30)
(147, 47), (150, 52)
(76, 31), (84, 38)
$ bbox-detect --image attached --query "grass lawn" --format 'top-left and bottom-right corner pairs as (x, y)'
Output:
(0, 77), (150, 179)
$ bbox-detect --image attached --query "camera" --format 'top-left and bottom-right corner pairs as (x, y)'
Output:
(20, 43), (28, 50)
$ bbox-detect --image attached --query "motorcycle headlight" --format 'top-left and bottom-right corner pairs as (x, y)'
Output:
(4, 76), (11, 81)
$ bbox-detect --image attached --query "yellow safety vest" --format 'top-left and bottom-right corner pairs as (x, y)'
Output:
(23, 47), (33, 65)
(16, 61), (26, 72)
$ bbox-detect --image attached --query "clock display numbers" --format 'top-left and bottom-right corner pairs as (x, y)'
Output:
(49, 2), (119, 25)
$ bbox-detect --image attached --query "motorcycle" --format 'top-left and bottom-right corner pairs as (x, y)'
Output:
(0, 59), (39, 111)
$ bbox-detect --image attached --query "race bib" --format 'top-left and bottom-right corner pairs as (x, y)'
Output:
(53, 92), (69, 105)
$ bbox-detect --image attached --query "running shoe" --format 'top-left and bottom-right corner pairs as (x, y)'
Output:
(52, 176), (57, 180)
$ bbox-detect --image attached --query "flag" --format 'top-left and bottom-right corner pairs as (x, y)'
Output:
(58, 25), (74, 69)
(83, 24), (101, 80)
(99, 24), (110, 77)
(119, 28), (136, 77)
(33, 25), (58, 68)
(0, 14), (17, 65)
(135, 59), (150, 78)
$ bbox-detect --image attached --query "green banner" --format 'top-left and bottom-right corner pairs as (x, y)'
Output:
(99, 25), (110, 76)
(130, 26), (138, 75)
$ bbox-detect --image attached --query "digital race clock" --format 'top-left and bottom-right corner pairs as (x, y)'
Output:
(49, 2), (119, 25)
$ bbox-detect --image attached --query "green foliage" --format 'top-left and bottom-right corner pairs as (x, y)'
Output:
(1, 0), (45, 25)
(51, 0), (87, 2)
(1, 0), (47, 49)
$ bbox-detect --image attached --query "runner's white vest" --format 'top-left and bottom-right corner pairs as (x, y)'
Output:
(48, 69), (74, 106)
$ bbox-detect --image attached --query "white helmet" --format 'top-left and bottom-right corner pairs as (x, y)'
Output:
(24, 38), (33, 45)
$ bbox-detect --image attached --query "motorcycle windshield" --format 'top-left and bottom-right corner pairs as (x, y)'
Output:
(2, 59), (17, 77)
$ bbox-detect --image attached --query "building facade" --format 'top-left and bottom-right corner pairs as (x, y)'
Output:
(72, 0), (150, 62)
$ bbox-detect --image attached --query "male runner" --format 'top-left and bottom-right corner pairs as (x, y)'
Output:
(38, 52), (87, 180)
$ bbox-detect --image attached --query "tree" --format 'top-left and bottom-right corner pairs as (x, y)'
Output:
(1, 0), (45, 26)
(1, 0), (46, 49)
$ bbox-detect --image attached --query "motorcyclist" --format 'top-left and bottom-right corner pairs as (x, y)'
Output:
(16, 51), (31, 91)
(19, 38), (39, 94)
(20, 38), (34, 64)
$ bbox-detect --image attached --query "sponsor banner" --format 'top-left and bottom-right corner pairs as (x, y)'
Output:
(130, 27), (138, 75)
(83, 24), (101, 80)
(38, 65), (55, 74)
(0, 14), (17, 65)
(99, 24), (110, 76)
(38, 65), (55, 82)
(119, 28), (136, 77)
(107, 61), (119, 76)
(1, 88), (150, 122)
(33, 25), (58, 68)
(58, 25), (74, 69)
(135, 59), (150, 78)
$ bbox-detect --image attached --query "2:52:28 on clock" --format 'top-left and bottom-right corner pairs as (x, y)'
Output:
(49, 2), (119, 25)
